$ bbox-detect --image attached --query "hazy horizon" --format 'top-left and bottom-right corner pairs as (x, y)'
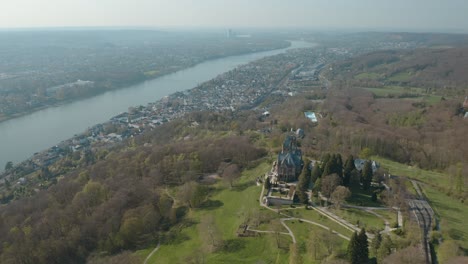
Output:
(1, 0), (468, 33)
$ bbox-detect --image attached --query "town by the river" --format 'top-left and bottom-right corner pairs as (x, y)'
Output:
(0, 41), (315, 170)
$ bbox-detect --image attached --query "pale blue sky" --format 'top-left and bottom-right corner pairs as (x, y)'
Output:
(1, 0), (467, 32)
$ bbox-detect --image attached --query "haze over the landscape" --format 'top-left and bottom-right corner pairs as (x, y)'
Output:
(1, 0), (468, 32)
(1, 1), (468, 264)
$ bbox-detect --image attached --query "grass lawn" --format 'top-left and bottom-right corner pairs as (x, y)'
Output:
(355, 72), (381, 80)
(423, 95), (443, 105)
(404, 178), (419, 197)
(347, 184), (383, 207)
(422, 184), (468, 249)
(286, 208), (354, 238)
(371, 156), (456, 192)
(373, 209), (398, 227)
(371, 157), (468, 249)
(143, 222), (202, 263)
(208, 235), (291, 264)
(134, 248), (153, 261)
(330, 208), (385, 232)
(362, 85), (421, 96)
(140, 162), (291, 263)
(387, 71), (412, 82)
(361, 86), (441, 105)
(288, 220), (349, 263)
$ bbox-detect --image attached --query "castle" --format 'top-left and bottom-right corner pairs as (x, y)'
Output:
(274, 135), (303, 182)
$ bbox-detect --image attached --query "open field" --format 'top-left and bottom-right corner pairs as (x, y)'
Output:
(355, 72), (381, 80)
(361, 86), (442, 105)
(373, 156), (468, 249)
(362, 85), (424, 96)
(373, 209), (398, 227)
(347, 185), (384, 207)
(288, 220), (348, 263)
(138, 162), (292, 263)
(137, 160), (364, 263)
(372, 156), (454, 191)
(387, 71), (413, 82)
(331, 208), (386, 231)
(285, 208), (354, 238)
(422, 184), (468, 249)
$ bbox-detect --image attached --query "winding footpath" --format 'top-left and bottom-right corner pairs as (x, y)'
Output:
(143, 241), (161, 264)
(280, 218), (297, 243)
(257, 185), (352, 244)
(143, 188), (176, 264)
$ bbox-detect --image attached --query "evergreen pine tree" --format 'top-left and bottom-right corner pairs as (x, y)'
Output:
(347, 231), (360, 264)
(297, 160), (311, 204)
(329, 154), (338, 175)
(322, 153), (331, 165)
(336, 153), (343, 178)
(322, 161), (332, 178)
(4, 178), (10, 190)
(361, 161), (373, 190)
(264, 177), (271, 190)
(343, 155), (355, 186)
(312, 178), (322, 194)
(311, 164), (322, 185)
(4, 161), (13, 171)
(357, 228), (369, 264)
(304, 159), (311, 180)
(370, 232), (382, 256)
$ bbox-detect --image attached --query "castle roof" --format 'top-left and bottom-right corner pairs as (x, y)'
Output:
(278, 149), (302, 169)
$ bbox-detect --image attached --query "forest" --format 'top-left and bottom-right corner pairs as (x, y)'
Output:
(0, 110), (270, 263)
(1, 33), (468, 263)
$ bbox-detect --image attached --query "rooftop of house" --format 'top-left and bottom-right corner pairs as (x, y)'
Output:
(354, 159), (380, 173)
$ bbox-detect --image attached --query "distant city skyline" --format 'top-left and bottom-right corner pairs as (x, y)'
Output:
(1, 0), (467, 33)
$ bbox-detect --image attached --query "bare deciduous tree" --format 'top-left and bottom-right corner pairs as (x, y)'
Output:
(331, 186), (351, 209)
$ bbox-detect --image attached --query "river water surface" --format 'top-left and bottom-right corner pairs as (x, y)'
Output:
(0, 40), (315, 169)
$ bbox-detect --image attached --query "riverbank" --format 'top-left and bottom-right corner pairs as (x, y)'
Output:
(0, 40), (315, 170)
(0, 43), (291, 126)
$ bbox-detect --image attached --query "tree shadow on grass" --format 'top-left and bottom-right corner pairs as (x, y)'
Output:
(175, 206), (189, 220)
(222, 239), (246, 253)
(232, 180), (256, 192)
(163, 229), (190, 245)
(199, 199), (224, 210)
(430, 199), (461, 213)
(448, 228), (464, 240)
(462, 246), (468, 256)
(162, 218), (199, 245)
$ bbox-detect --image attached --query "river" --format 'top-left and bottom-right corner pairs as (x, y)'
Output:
(0, 40), (315, 169)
